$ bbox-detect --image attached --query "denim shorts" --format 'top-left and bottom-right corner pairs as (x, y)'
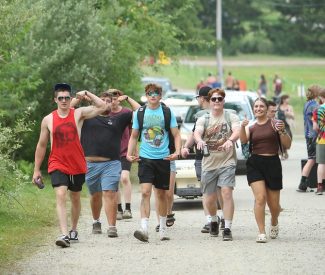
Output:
(86, 160), (121, 194)
(170, 160), (176, 173)
(201, 165), (236, 195)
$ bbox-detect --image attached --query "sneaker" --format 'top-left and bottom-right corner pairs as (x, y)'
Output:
(209, 221), (219, 237)
(107, 227), (118, 238)
(296, 181), (308, 192)
(55, 235), (70, 248)
(155, 224), (160, 232)
(122, 209), (132, 219)
(220, 218), (225, 231)
(159, 228), (170, 241)
(92, 221), (102, 234)
(315, 183), (323, 195)
(222, 228), (233, 241)
(256, 233), (267, 243)
(134, 229), (149, 242)
(270, 224), (279, 239)
(201, 223), (210, 233)
(68, 230), (79, 242)
(116, 211), (123, 220)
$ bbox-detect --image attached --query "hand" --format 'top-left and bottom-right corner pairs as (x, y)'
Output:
(164, 153), (179, 161)
(196, 140), (205, 151)
(274, 120), (285, 131)
(76, 90), (89, 99)
(181, 147), (189, 158)
(32, 172), (42, 186)
(241, 114), (249, 128)
(126, 154), (140, 162)
(217, 139), (233, 151)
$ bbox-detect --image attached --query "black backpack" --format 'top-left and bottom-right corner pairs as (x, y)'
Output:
(137, 103), (175, 153)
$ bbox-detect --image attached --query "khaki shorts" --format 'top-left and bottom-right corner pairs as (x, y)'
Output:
(316, 144), (325, 164)
(201, 165), (236, 195)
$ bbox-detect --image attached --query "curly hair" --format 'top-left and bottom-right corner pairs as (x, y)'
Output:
(207, 88), (225, 99)
(144, 83), (162, 95)
(306, 85), (321, 100)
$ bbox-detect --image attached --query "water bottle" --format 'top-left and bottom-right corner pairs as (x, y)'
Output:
(34, 177), (45, 189)
(203, 144), (210, 157)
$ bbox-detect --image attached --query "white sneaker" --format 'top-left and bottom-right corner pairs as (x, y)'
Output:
(159, 228), (170, 241)
(256, 233), (267, 243)
(270, 224), (279, 239)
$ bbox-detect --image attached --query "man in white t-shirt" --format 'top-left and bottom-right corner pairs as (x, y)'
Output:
(194, 88), (240, 241)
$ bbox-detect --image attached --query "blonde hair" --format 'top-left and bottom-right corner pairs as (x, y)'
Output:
(306, 85), (321, 100)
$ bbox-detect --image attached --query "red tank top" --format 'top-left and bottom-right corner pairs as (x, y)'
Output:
(48, 108), (86, 175)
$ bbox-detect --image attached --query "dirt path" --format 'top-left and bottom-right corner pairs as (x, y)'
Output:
(6, 139), (325, 275)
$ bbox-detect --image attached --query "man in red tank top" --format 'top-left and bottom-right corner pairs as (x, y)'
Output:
(32, 83), (106, 248)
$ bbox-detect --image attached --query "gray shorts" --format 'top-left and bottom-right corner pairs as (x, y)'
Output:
(316, 144), (325, 164)
(194, 159), (202, 181)
(201, 165), (236, 195)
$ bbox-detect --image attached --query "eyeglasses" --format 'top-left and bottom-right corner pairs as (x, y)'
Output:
(57, 96), (71, 101)
(146, 91), (160, 97)
(210, 96), (224, 103)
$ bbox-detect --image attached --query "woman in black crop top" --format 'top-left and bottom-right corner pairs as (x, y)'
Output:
(240, 97), (291, 243)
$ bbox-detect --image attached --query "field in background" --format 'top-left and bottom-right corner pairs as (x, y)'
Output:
(142, 55), (325, 137)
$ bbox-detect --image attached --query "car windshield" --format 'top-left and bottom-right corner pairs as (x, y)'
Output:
(169, 105), (190, 120)
(185, 101), (253, 123)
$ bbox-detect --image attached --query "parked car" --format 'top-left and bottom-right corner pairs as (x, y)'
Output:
(163, 90), (196, 102)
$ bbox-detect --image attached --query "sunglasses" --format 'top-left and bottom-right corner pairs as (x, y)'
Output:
(210, 96), (224, 103)
(57, 96), (71, 101)
(146, 91), (161, 97)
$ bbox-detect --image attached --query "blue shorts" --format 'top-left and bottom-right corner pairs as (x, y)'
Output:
(86, 160), (121, 194)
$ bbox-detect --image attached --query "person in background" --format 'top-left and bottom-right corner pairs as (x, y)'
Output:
(297, 85), (320, 192)
(273, 74), (282, 97)
(33, 84), (106, 247)
(240, 97), (291, 243)
(107, 89), (137, 221)
(225, 72), (235, 90)
(278, 95), (294, 160)
(258, 74), (268, 97)
(267, 101), (277, 119)
(312, 87), (325, 195)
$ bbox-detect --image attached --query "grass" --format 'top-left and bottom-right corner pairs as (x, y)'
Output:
(142, 55), (325, 137)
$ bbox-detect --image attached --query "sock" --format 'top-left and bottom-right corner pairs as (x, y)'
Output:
(141, 218), (149, 232)
(206, 215), (212, 223)
(225, 219), (232, 230)
(322, 179), (325, 186)
(118, 204), (123, 212)
(159, 216), (167, 231)
(217, 210), (224, 220)
(211, 215), (218, 222)
(301, 176), (307, 182)
(125, 203), (131, 211)
(108, 225), (116, 229)
(93, 219), (100, 224)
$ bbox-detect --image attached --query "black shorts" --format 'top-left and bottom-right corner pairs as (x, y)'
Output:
(121, 156), (132, 171)
(138, 158), (170, 190)
(306, 137), (316, 159)
(246, 154), (283, 190)
(50, 170), (85, 192)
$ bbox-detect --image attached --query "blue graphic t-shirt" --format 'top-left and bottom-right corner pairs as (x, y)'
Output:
(133, 105), (178, 159)
(304, 99), (318, 138)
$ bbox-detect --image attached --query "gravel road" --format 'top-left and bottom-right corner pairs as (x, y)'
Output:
(6, 139), (325, 275)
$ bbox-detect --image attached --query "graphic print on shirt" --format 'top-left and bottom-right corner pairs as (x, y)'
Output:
(143, 114), (165, 148)
(205, 122), (230, 151)
(54, 122), (78, 148)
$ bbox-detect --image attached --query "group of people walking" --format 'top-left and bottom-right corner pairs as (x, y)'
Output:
(33, 81), (324, 248)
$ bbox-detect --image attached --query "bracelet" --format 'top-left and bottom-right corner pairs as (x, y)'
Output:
(125, 96), (128, 101)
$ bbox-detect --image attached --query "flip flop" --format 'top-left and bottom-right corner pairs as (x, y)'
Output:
(166, 213), (175, 227)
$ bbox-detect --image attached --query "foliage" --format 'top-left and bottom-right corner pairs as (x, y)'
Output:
(0, 112), (34, 204)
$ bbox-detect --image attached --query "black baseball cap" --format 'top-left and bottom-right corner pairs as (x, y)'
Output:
(54, 83), (71, 92)
(196, 86), (212, 97)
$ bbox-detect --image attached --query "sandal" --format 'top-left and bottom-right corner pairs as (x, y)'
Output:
(270, 223), (279, 239)
(166, 213), (175, 227)
(256, 233), (267, 243)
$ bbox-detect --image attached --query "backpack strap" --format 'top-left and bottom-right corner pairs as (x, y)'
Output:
(137, 105), (146, 141)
